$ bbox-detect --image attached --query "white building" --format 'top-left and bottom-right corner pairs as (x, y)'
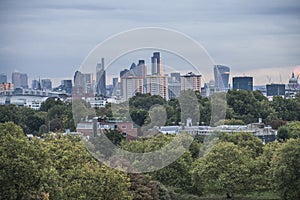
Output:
(85, 97), (107, 108)
(146, 75), (168, 100)
(0, 95), (48, 110)
(121, 76), (143, 101)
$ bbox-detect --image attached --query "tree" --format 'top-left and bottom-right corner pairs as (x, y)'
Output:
(277, 126), (290, 141)
(192, 142), (256, 198)
(120, 134), (193, 191)
(0, 105), (20, 124)
(226, 90), (273, 124)
(277, 121), (300, 141)
(19, 107), (45, 135)
(41, 133), (132, 200)
(40, 98), (63, 112)
(270, 138), (300, 200)
(0, 122), (51, 199)
(219, 132), (264, 157)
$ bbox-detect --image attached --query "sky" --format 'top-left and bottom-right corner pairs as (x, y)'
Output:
(0, 0), (300, 86)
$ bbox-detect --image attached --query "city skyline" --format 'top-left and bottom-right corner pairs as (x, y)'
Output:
(0, 0), (300, 86)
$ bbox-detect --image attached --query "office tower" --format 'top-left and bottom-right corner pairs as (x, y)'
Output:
(41, 79), (52, 90)
(266, 84), (285, 96)
(170, 72), (181, 82)
(20, 73), (28, 88)
(146, 75), (168, 100)
(32, 80), (39, 89)
(151, 52), (162, 75)
(180, 72), (202, 92)
(96, 58), (106, 96)
(121, 76), (143, 101)
(61, 80), (72, 94)
(120, 69), (130, 78)
(0, 74), (7, 83)
(232, 76), (253, 91)
(74, 71), (93, 95)
(214, 65), (230, 91)
(113, 77), (119, 88)
(12, 72), (21, 88)
(12, 72), (28, 89)
(168, 81), (181, 99)
(136, 60), (147, 78)
(168, 72), (181, 99)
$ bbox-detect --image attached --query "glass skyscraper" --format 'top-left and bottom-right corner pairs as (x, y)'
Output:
(214, 65), (230, 91)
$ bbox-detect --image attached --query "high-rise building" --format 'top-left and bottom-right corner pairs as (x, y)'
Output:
(12, 72), (28, 89)
(170, 72), (181, 82)
(20, 73), (28, 89)
(214, 65), (230, 91)
(61, 80), (72, 94)
(232, 76), (253, 91)
(120, 69), (130, 78)
(168, 73), (181, 99)
(0, 74), (7, 83)
(113, 77), (119, 88)
(32, 80), (39, 89)
(41, 79), (52, 90)
(151, 52), (162, 75)
(146, 75), (168, 100)
(121, 76), (143, 101)
(180, 72), (201, 92)
(96, 58), (106, 96)
(73, 71), (93, 95)
(266, 84), (285, 97)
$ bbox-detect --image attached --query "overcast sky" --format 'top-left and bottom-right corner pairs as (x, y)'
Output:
(0, 0), (300, 86)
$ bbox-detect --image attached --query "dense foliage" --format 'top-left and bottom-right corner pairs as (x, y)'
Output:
(1, 90), (300, 199)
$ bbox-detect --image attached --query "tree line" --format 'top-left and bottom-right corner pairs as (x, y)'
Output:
(1, 90), (299, 136)
(1, 121), (300, 199)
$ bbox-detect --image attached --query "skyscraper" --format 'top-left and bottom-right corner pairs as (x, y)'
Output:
(151, 52), (162, 75)
(266, 84), (285, 97)
(146, 75), (168, 100)
(168, 72), (181, 99)
(20, 73), (28, 89)
(12, 72), (28, 89)
(0, 74), (7, 83)
(73, 71), (93, 95)
(214, 65), (230, 91)
(61, 80), (72, 94)
(121, 76), (143, 101)
(120, 69), (130, 78)
(96, 58), (106, 96)
(41, 79), (52, 90)
(32, 80), (39, 89)
(180, 72), (202, 92)
(232, 76), (253, 91)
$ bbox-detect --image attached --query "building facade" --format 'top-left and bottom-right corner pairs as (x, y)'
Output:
(232, 76), (253, 91)
(96, 58), (106, 96)
(12, 72), (28, 89)
(180, 72), (201, 92)
(151, 52), (162, 75)
(266, 84), (285, 96)
(121, 76), (144, 101)
(0, 74), (7, 83)
(214, 65), (230, 91)
(41, 79), (52, 90)
(146, 75), (168, 100)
